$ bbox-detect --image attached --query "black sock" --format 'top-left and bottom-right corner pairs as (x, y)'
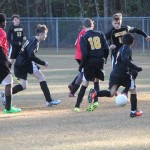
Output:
(12, 84), (24, 94)
(71, 84), (80, 94)
(72, 76), (78, 86)
(5, 96), (11, 110)
(40, 81), (52, 102)
(75, 85), (87, 108)
(130, 94), (137, 111)
(121, 88), (129, 95)
(97, 90), (111, 97)
(94, 82), (99, 102)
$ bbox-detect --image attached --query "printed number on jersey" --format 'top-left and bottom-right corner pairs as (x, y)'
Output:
(88, 36), (101, 50)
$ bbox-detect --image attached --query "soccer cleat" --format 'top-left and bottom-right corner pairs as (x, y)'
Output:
(68, 84), (74, 91)
(46, 99), (61, 107)
(130, 110), (143, 118)
(69, 92), (76, 97)
(74, 107), (80, 112)
(3, 107), (21, 114)
(0, 91), (6, 106)
(88, 89), (96, 103)
(86, 102), (99, 111)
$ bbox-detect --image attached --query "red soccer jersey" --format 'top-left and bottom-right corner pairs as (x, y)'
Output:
(75, 28), (86, 60)
(0, 28), (9, 57)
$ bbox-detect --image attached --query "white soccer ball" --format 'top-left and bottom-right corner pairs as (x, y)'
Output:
(115, 94), (128, 106)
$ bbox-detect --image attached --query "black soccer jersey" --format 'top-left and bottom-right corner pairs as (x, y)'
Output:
(113, 45), (141, 76)
(7, 24), (24, 46)
(15, 36), (45, 68)
(105, 25), (148, 55)
(80, 30), (109, 69)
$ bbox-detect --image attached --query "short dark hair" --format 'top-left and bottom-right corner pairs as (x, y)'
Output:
(122, 33), (134, 45)
(35, 24), (48, 34)
(82, 18), (93, 28)
(0, 13), (6, 24)
(11, 14), (20, 20)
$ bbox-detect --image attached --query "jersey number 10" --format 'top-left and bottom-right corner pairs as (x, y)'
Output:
(88, 36), (101, 50)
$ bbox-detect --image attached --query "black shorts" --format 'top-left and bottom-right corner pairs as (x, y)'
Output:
(14, 63), (40, 80)
(84, 58), (104, 82)
(0, 62), (10, 83)
(9, 45), (22, 59)
(109, 71), (132, 89)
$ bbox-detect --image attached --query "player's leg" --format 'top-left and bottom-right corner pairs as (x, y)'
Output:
(129, 83), (143, 118)
(74, 74), (89, 112)
(1, 74), (21, 113)
(69, 71), (83, 97)
(32, 69), (61, 106)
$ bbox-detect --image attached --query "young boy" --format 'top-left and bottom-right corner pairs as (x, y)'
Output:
(74, 18), (109, 112)
(105, 13), (150, 95)
(0, 13), (21, 114)
(7, 14), (26, 66)
(1, 24), (61, 107)
(68, 28), (86, 97)
(88, 33), (143, 118)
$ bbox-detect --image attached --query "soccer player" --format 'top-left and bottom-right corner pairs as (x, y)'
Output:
(74, 18), (109, 112)
(68, 28), (86, 96)
(106, 13), (150, 68)
(7, 14), (26, 66)
(88, 33), (143, 118)
(2, 24), (61, 107)
(0, 13), (21, 113)
(105, 13), (150, 95)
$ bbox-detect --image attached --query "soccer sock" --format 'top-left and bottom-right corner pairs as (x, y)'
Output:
(97, 90), (111, 97)
(71, 76), (78, 86)
(12, 84), (24, 94)
(40, 81), (52, 102)
(121, 88), (129, 95)
(75, 85), (87, 108)
(130, 94), (137, 111)
(5, 96), (11, 110)
(94, 82), (99, 102)
(71, 84), (80, 94)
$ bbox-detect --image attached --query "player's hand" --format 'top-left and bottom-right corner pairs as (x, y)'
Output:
(136, 67), (142, 72)
(23, 36), (27, 41)
(146, 36), (150, 42)
(109, 44), (116, 50)
(45, 62), (48, 67)
(78, 66), (82, 72)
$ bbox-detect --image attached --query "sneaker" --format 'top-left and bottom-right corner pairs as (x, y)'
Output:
(86, 102), (99, 111)
(88, 89), (96, 103)
(0, 91), (6, 106)
(74, 107), (80, 112)
(46, 99), (61, 107)
(69, 92), (76, 97)
(130, 110), (143, 118)
(68, 84), (73, 91)
(3, 107), (21, 114)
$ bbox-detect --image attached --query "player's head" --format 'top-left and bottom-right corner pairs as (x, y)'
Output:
(35, 24), (48, 41)
(12, 14), (20, 26)
(122, 33), (134, 46)
(82, 18), (94, 30)
(0, 13), (6, 29)
(112, 13), (122, 29)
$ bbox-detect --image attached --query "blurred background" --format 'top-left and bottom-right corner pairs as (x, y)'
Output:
(0, 0), (150, 52)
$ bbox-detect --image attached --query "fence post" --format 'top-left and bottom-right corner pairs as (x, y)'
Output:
(142, 18), (145, 53)
(56, 18), (58, 53)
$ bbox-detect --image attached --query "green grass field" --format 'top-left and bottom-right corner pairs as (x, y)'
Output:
(0, 48), (150, 150)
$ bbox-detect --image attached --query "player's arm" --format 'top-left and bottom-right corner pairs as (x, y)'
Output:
(127, 26), (150, 41)
(27, 45), (45, 66)
(79, 36), (88, 71)
(121, 49), (142, 72)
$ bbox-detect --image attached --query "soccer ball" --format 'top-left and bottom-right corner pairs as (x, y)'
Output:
(115, 94), (128, 106)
